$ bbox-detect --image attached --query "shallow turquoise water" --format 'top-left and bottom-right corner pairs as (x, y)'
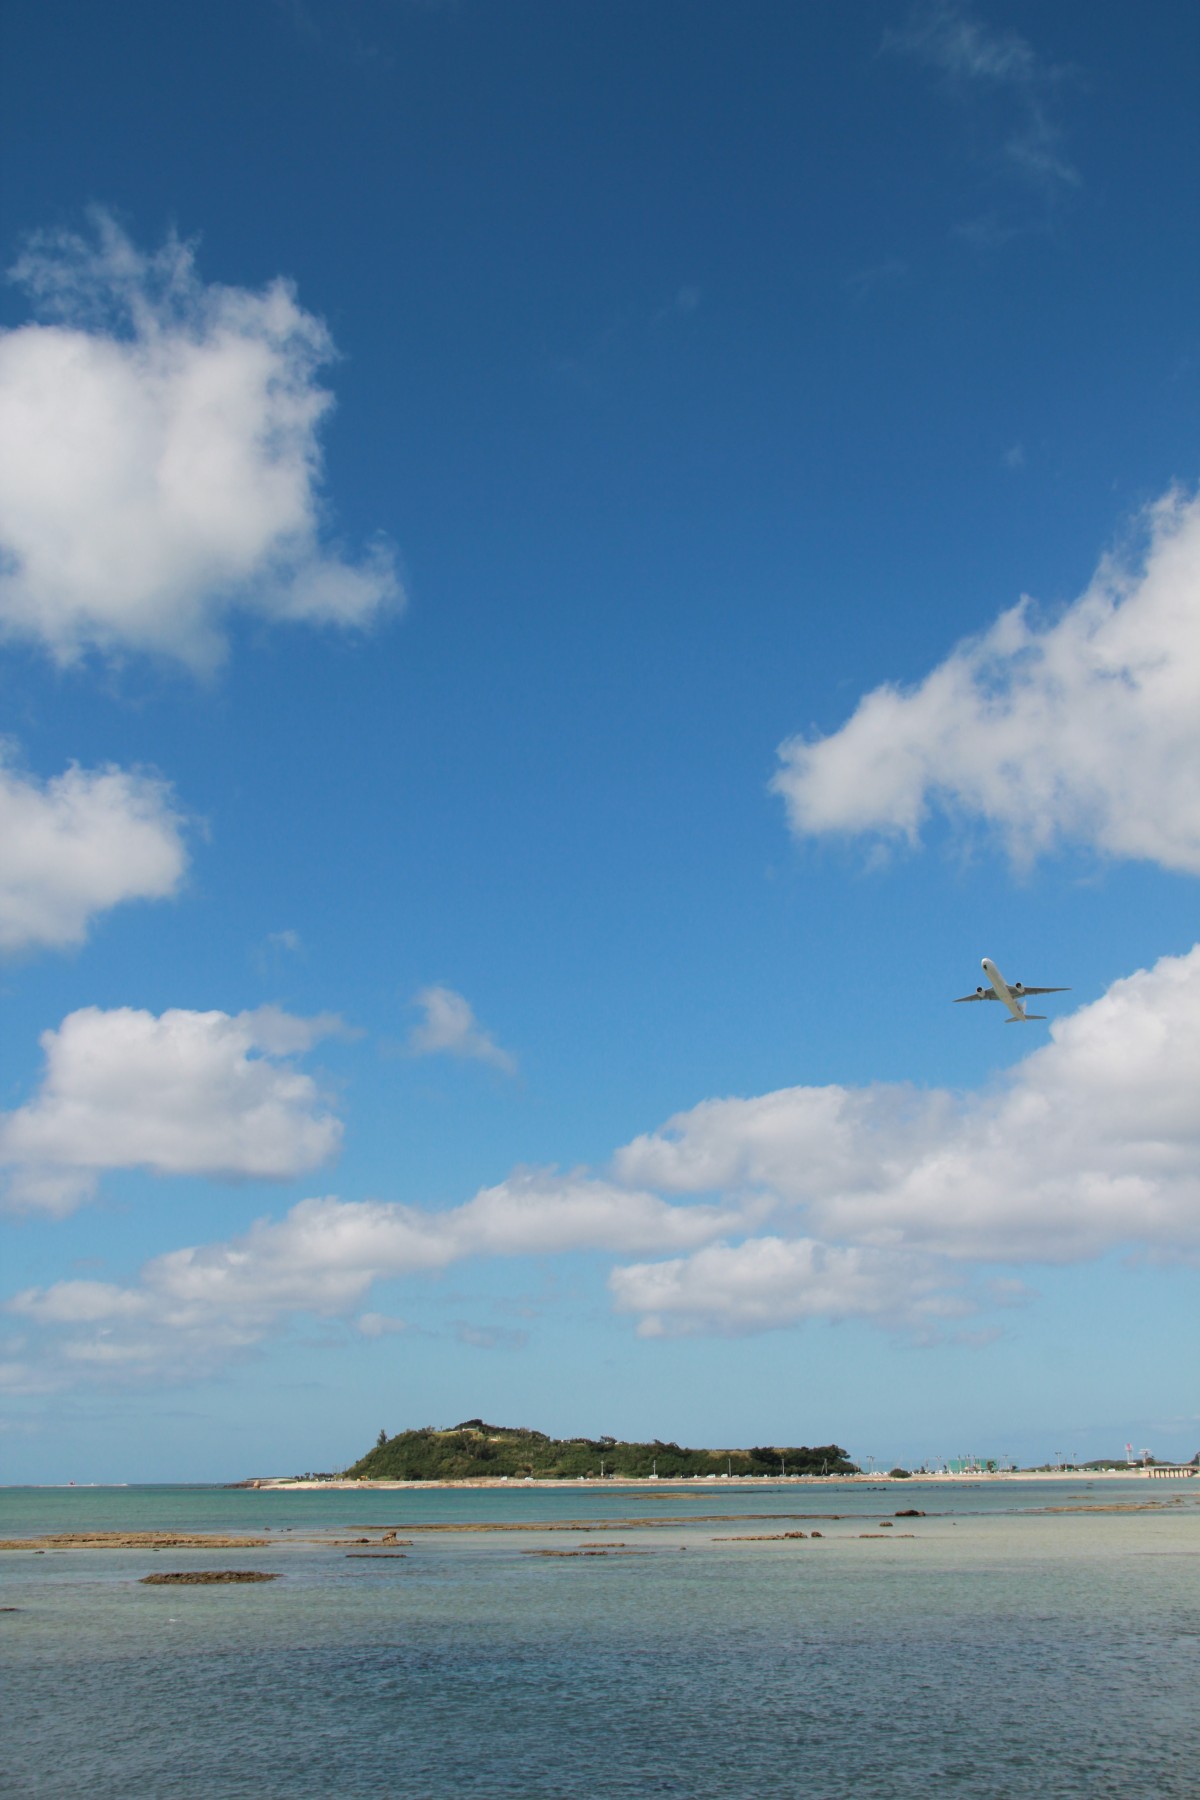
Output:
(3, 1482), (1198, 1799)
(0, 1473), (1172, 1536)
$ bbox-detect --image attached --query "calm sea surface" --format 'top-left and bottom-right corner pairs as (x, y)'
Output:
(2, 1479), (1198, 1799)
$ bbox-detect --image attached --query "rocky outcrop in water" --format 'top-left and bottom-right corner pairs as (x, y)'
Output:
(139, 1570), (279, 1584)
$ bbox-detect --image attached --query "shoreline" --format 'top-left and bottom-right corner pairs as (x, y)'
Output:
(248, 1468), (1192, 1491)
(4, 1470), (1193, 1496)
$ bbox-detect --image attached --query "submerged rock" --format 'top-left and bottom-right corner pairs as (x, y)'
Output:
(139, 1570), (280, 1585)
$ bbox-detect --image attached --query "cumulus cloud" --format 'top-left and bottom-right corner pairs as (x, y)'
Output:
(9, 947), (1200, 1374)
(7, 1173), (746, 1385)
(0, 211), (401, 669)
(0, 750), (187, 952)
(611, 1239), (966, 1338)
(408, 985), (516, 1074)
(0, 1004), (344, 1214)
(773, 488), (1200, 873)
(609, 945), (1200, 1332)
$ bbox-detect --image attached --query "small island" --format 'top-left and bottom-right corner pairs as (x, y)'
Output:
(341, 1420), (858, 1482)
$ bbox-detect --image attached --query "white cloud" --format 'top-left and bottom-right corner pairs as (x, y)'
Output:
(0, 750), (187, 953)
(450, 1170), (748, 1258)
(356, 1312), (410, 1338)
(9, 947), (1200, 1374)
(408, 985), (516, 1074)
(0, 1004), (344, 1213)
(611, 1239), (965, 1338)
(7, 1174), (746, 1386)
(0, 211), (401, 669)
(773, 488), (1200, 873)
(609, 945), (1200, 1333)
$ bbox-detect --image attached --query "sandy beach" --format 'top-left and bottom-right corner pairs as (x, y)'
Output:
(251, 1465), (1193, 1491)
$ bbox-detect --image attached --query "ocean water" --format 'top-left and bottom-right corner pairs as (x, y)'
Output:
(2, 1480), (1198, 1799)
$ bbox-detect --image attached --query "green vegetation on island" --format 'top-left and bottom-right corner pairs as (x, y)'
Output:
(345, 1420), (858, 1481)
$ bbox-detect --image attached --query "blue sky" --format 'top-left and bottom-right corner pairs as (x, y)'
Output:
(1, 0), (1197, 1481)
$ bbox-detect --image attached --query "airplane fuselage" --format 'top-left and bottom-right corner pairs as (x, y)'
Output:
(955, 961), (1065, 1021)
(981, 957), (1029, 1021)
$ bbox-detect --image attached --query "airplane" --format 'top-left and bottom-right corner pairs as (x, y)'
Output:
(954, 957), (1069, 1022)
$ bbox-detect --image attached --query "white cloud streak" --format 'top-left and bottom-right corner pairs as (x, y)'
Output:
(888, 0), (1043, 88)
(0, 751), (187, 953)
(8, 1174), (746, 1386)
(0, 1004), (344, 1214)
(0, 211), (401, 670)
(408, 985), (516, 1074)
(610, 945), (1200, 1332)
(773, 488), (1200, 873)
(356, 1312), (410, 1338)
(886, 1), (1078, 195)
(8, 947), (1200, 1376)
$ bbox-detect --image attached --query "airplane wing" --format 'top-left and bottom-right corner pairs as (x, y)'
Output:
(1015, 986), (1070, 996)
(953, 991), (999, 1003)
